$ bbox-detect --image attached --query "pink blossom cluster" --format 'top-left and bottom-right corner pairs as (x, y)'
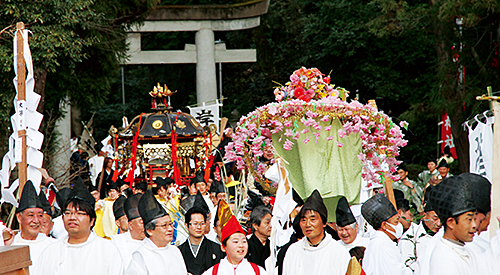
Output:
(224, 96), (408, 189)
(273, 67), (347, 102)
(225, 68), (408, 188)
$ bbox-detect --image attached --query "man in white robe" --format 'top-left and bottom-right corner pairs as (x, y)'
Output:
(8, 181), (55, 274)
(111, 193), (145, 264)
(125, 190), (187, 275)
(35, 178), (123, 275)
(335, 196), (370, 251)
(426, 173), (487, 275)
(399, 200), (441, 273)
(282, 190), (350, 275)
(361, 194), (412, 275)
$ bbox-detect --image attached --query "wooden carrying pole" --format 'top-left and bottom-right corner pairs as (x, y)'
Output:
(476, 87), (499, 237)
(16, 22), (28, 198)
(368, 99), (397, 208)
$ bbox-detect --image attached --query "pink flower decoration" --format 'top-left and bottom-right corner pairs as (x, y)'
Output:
(327, 136), (334, 141)
(337, 142), (343, 147)
(303, 137), (310, 144)
(284, 140), (293, 150)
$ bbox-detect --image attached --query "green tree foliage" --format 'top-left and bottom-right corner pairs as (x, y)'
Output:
(221, 0), (439, 165)
(0, 0), (157, 159)
(368, 0), (500, 171)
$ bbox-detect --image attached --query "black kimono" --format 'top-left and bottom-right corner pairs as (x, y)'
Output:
(246, 234), (270, 268)
(178, 237), (224, 275)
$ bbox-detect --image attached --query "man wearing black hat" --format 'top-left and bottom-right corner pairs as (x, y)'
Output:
(111, 193), (145, 264)
(191, 174), (215, 210)
(179, 206), (224, 275)
(51, 187), (71, 239)
(39, 190), (55, 236)
(463, 173), (496, 275)
(282, 190), (350, 275)
(133, 180), (147, 194)
(125, 190), (187, 275)
(426, 174), (481, 275)
(209, 180), (226, 207)
(398, 197), (440, 272)
(96, 179), (121, 238)
(362, 194), (412, 275)
(8, 181), (56, 274)
(35, 178), (123, 274)
(335, 196), (369, 251)
(113, 195), (128, 233)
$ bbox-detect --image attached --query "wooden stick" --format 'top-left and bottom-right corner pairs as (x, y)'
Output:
(16, 22), (27, 198)
(490, 100), (500, 237)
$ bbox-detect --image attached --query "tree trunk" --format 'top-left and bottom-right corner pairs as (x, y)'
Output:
(431, 1), (469, 173)
(34, 68), (47, 114)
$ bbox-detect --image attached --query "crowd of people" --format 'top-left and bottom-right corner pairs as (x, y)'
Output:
(0, 137), (499, 275)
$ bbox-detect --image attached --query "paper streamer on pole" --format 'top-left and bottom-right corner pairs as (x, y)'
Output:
(266, 157), (297, 273)
(0, 27), (44, 208)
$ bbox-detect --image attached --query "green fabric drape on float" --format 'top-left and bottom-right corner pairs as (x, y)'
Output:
(272, 119), (362, 222)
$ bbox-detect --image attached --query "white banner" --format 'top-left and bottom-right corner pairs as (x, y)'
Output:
(468, 113), (494, 182)
(1, 27), (44, 208)
(188, 100), (222, 133)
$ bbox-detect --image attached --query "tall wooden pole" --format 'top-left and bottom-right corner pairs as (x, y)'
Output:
(16, 22), (27, 198)
(490, 100), (500, 237)
(476, 89), (499, 238)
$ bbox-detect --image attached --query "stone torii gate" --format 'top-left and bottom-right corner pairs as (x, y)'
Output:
(125, 1), (270, 104)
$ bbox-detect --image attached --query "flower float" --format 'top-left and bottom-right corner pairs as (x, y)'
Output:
(226, 68), (408, 204)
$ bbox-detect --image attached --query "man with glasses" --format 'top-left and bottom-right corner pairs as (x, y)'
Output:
(125, 190), (187, 274)
(6, 180), (55, 274)
(179, 207), (224, 275)
(35, 178), (123, 275)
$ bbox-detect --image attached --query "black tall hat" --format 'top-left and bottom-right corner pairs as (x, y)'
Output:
(17, 180), (42, 213)
(138, 190), (167, 225)
(292, 188), (304, 206)
(246, 190), (264, 211)
(88, 184), (98, 192)
(437, 159), (448, 168)
(393, 189), (405, 202)
(192, 191), (210, 214)
(68, 177), (96, 207)
(113, 195), (127, 220)
(108, 179), (119, 192)
(299, 189), (327, 224)
(124, 193), (143, 221)
(428, 175), (476, 223)
(155, 177), (167, 187)
(180, 195), (196, 214)
(56, 187), (71, 209)
(335, 196), (356, 227)
(38, 190), (53, 217)
(116, 177), (127, 189)
(423, 186), (434, 212)
(361, 194), (397, 229)
(190, 174), (206, 185)
(134, 181), (148, 191)
(397, 162), (408, 172)
(212, 180), (226, 194)
(461, 173), (491, 214)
